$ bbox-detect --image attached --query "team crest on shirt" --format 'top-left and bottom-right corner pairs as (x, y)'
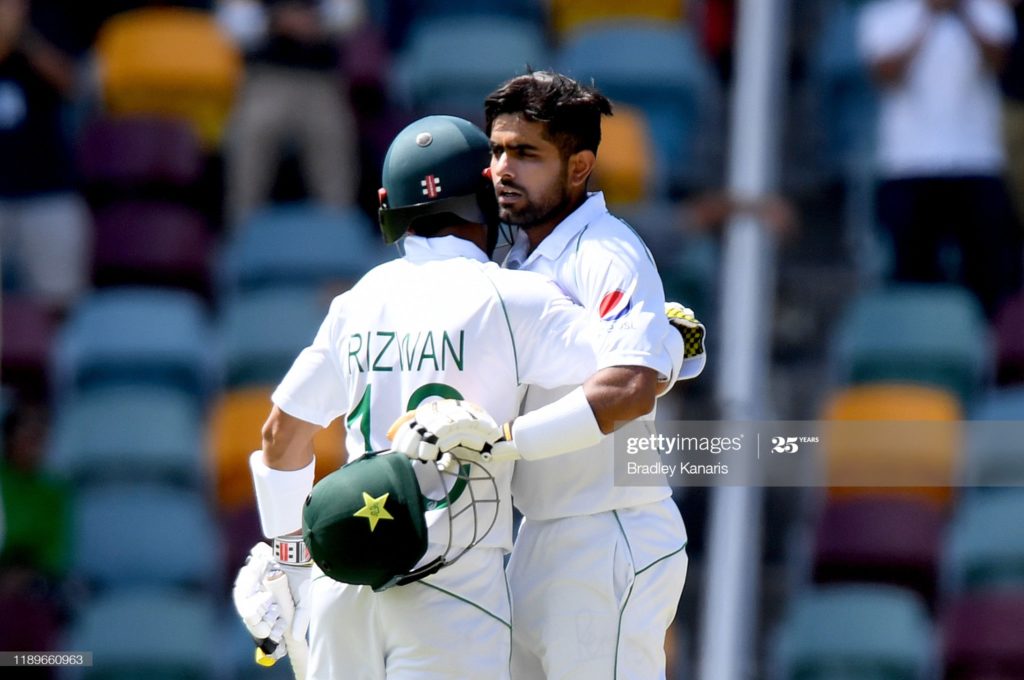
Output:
(598, 280), (637, 321)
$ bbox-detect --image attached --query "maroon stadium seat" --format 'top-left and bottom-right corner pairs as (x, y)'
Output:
(92, 201), (212, 297)
(812, 496), (945, 609)
(942, 592), (1024, 679)
(1, 296), (58, 399)
(78, 115), (202, 189)
(995, 290), (1024, 385)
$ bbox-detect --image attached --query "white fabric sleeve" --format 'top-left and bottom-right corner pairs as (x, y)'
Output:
(490, 270), (602, 389)
(250, 451), (316, 538)
(511, 386), (605, 461)
(965, 0), (1015, 44)
(858, 1), (926, 61)
(573, 228), (677, 380)
(272, 296), (350, 428)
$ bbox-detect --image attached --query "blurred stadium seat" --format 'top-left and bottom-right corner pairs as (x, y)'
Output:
(94, 7), (241, 147)
(547, 0), (687, 40)
(556, 21), (717, 195)
(92, 201), (213, 297)
(770, 584), (934, 680)
(219, 203), (388, 296)
(219, 287), (329, 388)
(812, 496), (945, 608)
(822, 383), (962, 506)
(942, 490), (1024, 595)
(71, 483), (220, 591)
(393, 17), (549, 124)
(591, 104), (655, 205)
(51, 288), (214, 403)
(941, 592), (1024, 680)
(77, 115), (203, 191)
(207, 387), (345, 512)
(47, 385), (204, 489)
(63, 587), (218, 680)
(994, 288), (1024, 385)
(963, 387), (1024, 489)
(832, 285), (991, 406)
(1, 295), (58, 400)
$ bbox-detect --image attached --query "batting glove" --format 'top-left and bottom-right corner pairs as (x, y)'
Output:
(666, 302), (707, 380)
(388, 399), (519, 464)
(232, 542), (311, 677)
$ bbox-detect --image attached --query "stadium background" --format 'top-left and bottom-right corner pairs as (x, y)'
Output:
(1, 0), (1023, 677)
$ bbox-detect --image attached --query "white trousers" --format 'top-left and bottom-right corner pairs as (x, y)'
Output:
(508, 497), (688, 680)
(307, 546), (511, 680)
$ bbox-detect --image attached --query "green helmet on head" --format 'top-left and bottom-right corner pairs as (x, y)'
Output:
(378, 115), (498, 245)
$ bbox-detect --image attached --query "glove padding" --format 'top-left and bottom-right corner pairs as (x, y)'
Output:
(388, 399), (519, 464)
(665, 302), (706, 380)
(232, 542), (311, 670)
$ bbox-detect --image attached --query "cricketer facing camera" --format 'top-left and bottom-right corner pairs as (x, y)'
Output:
(231, 114), (690, 680)
(393, 72), (705, 680)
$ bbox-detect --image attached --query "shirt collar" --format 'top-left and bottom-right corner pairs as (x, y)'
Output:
(402, 234), (490, 264)
(505, 192), (608, 269)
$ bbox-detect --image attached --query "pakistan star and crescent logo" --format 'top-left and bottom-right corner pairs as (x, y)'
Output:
(353, 491), (394, 531)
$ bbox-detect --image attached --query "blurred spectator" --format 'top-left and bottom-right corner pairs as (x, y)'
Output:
(0, 401), (69, 579)
(218, 0), (362, 226)
(0, 0), (90, 313)
(1003, 0), (1024, 226)
(858, 0), (1022, 317)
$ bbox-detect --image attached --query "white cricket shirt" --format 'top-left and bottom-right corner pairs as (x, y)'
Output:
(273, 235), (608, 552)
(504, 192), (680, 520)
(858, 0), (1015, 177)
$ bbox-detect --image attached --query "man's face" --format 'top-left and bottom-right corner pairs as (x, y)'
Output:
(489, 113), (572, 229)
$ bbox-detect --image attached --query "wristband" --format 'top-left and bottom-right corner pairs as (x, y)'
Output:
(511, 386), (604, 461)
(250, 451), (315, 538)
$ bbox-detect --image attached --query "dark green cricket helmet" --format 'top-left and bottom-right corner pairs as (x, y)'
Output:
(302, 450), (499, 591)
(378, 115), (499, 244)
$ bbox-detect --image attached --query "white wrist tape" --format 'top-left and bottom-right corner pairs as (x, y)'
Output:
(250, 451), (315, 538)
(511, 386), (605, 461)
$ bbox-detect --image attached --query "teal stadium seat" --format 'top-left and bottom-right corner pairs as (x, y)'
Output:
(556, 22), (718, 195)
(72, 483), (220, 591)
(771, 584), (934, 680)
(51, 288), (213, 404)
(47, 386), (204, 488)
(964, 387), (1024, 489)
(220, 203), (389, 295)
(942, 490), (1024, 594)
(220, 288), (330, 388)
(63, 588), (217, 680)
(393, 17), (549, 124)
(832, 285), (990, 406)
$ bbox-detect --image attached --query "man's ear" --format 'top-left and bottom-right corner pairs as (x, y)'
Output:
(568, 150), (596, 189)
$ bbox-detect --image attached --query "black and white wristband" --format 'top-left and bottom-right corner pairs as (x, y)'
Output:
(273, 536), (311, 566)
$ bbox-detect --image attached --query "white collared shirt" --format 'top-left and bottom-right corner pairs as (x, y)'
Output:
(503, 192), (681, 520)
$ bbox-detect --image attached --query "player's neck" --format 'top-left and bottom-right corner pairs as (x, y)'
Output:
(524, 193), (586, 253)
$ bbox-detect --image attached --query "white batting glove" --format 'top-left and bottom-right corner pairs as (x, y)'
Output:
(232, 542), (311, 675)
(233, 542), (287, 661)
(387, 399), (520, 464)
(665, 301), (707, 380)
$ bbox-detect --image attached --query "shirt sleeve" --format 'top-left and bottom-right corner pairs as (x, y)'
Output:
(271, 295), (350, 428)
(572, 226), (678, 379)
(966, 0), (1016, 44)
(858, 1), (926, 61)
(491, 270), (601, 390)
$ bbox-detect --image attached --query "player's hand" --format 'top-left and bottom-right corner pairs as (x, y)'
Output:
(233, 542), (287, 662)
(387, 399), (520, 464)
(232, 543), (311, 675)
(666, 302), (706, 380)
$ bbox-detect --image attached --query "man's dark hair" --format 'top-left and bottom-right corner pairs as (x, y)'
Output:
(484, 71), (613, 159)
